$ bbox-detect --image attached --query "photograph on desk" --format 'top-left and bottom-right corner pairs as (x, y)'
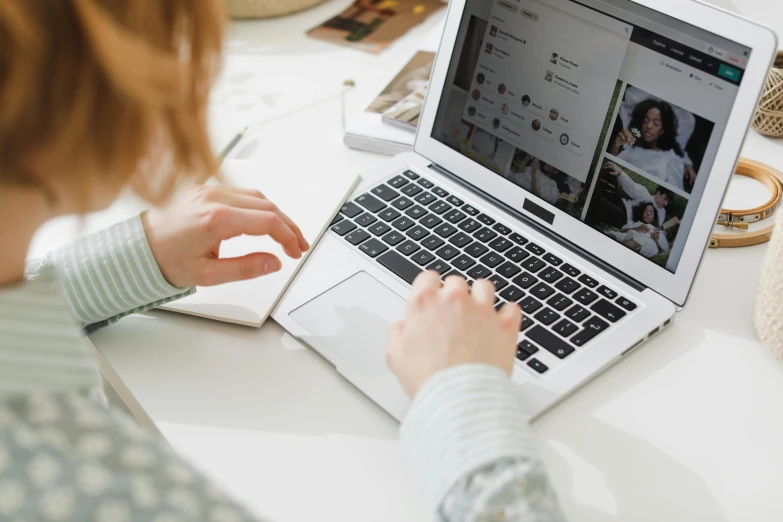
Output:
(605, 84), (716, 194)
(307, 0), (445, 54)
(584, 159), (687, 267)
(365, 50), (435, 114)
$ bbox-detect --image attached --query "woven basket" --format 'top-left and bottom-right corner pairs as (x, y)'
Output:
(752, 50), (783, 138)
(226, 0), (325, 19)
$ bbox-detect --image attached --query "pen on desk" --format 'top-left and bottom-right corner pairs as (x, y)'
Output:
(217, 126), (248, 163)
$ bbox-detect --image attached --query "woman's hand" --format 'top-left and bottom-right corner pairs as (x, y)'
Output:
(142, 185), (309, 288)
(610, 129), (636, 155)
(386, 272), (522, 398)
(684, 163), (697, 187)
(602, 161), (621, 177)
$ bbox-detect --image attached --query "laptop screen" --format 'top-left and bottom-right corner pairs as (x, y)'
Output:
(430, 0), (751, 273)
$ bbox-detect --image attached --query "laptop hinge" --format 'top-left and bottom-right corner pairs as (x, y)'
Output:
(427, 163), (647, 293)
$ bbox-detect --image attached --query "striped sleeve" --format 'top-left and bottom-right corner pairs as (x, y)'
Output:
(400, 364), (565, 521)
(49, 214), (194, 330)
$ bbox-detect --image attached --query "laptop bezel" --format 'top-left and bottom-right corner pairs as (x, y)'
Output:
(414, 0), (777, 306)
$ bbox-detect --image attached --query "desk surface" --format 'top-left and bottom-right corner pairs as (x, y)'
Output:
(90, 1), (783, 521)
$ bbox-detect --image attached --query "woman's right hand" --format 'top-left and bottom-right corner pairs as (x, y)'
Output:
(610, 128), (636, 155)
(386, 272), (522, 398)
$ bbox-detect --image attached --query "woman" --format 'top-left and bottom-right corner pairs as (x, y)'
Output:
(607, 202), (669, 258)
(610, 99), (690, 191)
(0, 2), (564, 521)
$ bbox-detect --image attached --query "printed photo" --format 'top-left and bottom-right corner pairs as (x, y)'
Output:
(502, 148), (585, 210)
(365, 50), (434, 113)
(585, 159), (687, 267)
(605, 84), (715, 193)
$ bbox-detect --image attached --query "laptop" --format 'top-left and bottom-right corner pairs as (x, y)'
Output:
(273, 0), (776, 420)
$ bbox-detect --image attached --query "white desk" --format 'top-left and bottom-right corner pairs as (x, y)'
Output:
(89, 2), (783, 521)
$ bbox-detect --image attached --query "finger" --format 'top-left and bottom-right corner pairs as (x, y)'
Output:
(498, 301), (522, 331)
(409, 270), (442, 306)
(471, 278), (496, 306)
(386, 321), (404, 371)
(442, 274), (469, 303)
(213, 207), (303, 259)
(199, 253), (282, 286)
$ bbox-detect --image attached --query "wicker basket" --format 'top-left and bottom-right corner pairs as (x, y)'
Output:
(752, 50), (783, 138)
(226, 0), (326, 19)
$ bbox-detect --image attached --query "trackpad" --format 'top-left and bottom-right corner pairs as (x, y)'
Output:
(289, 272), (406, 378)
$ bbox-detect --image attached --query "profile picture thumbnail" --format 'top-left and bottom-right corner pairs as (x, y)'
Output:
(550, 52), (559, 65)
(521, 95), (531, 107)
(492, 118), (501, 129)
(490, 25), (498, 37)
(472, 89), (481, 101)
(549, 108), (559, 121)
(467, 106), (477, 116)
(501, 103), (510, 115)
(559, 133), (569, 145)
(545, 70), (554, 83)
(532, 119), (541, 131)
(476, 72), (485, 85)
(485, 42), (494, 54)
(498, 83), (507, 95)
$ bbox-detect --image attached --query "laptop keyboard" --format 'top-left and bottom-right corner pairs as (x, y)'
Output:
(329, 169), (639, 377)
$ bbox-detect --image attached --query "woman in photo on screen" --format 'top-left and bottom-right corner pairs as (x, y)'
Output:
(609, 98), (694, 191)
(607, 202), (669, 258)
(0, 2), (565, 521)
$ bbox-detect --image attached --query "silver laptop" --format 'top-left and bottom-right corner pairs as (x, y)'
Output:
(273, 0), (776, 420)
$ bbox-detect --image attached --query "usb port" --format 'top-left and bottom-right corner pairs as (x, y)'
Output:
(664, 319), (671, 327)
(648, 326), (660, 337)
(621, 340), (642, 357)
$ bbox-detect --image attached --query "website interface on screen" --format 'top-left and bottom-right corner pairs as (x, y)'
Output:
(431, 0), (750, 272)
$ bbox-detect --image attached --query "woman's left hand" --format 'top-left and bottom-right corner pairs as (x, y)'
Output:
(142, 185), (309, 288)
(684, 164), (697, 186)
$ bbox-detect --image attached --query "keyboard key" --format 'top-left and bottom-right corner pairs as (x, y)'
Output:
(527, 358), (549, 374)
(590, 299), (626, 323)
(330, 214), (344, 226)
(597, 285), (618, 300)
(453, 255), (476, 271)
(345, 229), (370, 245)
(527, 326), (574, 359)
(391, 217), (415, 231)
(378, 207), (401, 222)
(432, 186), (449, 198)
(427, 259), (452, 275)
(446, 195), (464, 206)
(462, 204), (480, 216)
(372, 184), (399, 202)
(355, 213), (377, 227)
(531, 283), (555, 300)
(513, 272), (538, 289)
(417, 178), (434, 188)
(488, 274), (509, 291)
(443, 270), (466, 280)
(406, 226), (429, 241)
(382, 231), (405, 246)
(402, 169), (419, 180)
(553, 319), (578, 338)
(391, 197), (413, 211)
(540, 267), (563, 284)
(480, 252), (505, 268)
(505, 246), (530, 263)
(396, 240), (420, 256)
(458, 218), (481, 233)
(415, 192), (436, 205)
(405, 205), (427, 219)
(554, 277), (580, 294)
(547, 294), (573, 312)
(616, 296), (637, 311)
(542, 253), (562, 266)
(421, 235), (445, 250)
(521, 257), (545, 273)
(465, 242), (489, 258)
(467, 264), (492, 280)
(340, 201), (363, 218)
(516, 348), (532, 361)
(421, 214), (443, 229)
(496, 261), (521, 279)
(377, 251), (421, 284)
(434, 224), (458, 238)
(387, 175), (409, 188)
(359, 238), (388, 258)
(565, 305), (590, 322)
(443, 209), (466, 224)
(356, 193), (386, 213)
(525, 243), (545, 256)
(561, 263), (580, 277)
(474, 227), (498, 243)
(429, 201), (452, 215)
(477, 213), (496, 226)
(535, 308), (560, 326)
(331, 220), (356, 236)
(572, 317), (610, 347)
(517, 340), (539, 357)
(368, 222), (391, 236)
(509, 233), (528, 245)
(449, 232), (473, 248)
(520, 296), (543, 314)
(500, 285), (524, 302)
(489, 237), (512, 252)
(578, 274), (599, 288)
(520, 316), (534, 332)
(401, 183), (423, 196)
(435, 245), (460, 261)
(574, 288), (598, 306)
(411, 250), (436, 266)
(490, 223), (510, 236)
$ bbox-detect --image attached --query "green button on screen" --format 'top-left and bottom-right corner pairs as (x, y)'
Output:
(719, 64), (740, 81)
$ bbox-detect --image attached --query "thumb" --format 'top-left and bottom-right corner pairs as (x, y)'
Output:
(202, 253), (282, 286)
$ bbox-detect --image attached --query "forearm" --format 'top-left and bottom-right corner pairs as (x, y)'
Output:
(47, 214), (193, 330)
(401, 365), (566, 522)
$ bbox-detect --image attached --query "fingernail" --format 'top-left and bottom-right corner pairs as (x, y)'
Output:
(266, 258), (281, 273)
